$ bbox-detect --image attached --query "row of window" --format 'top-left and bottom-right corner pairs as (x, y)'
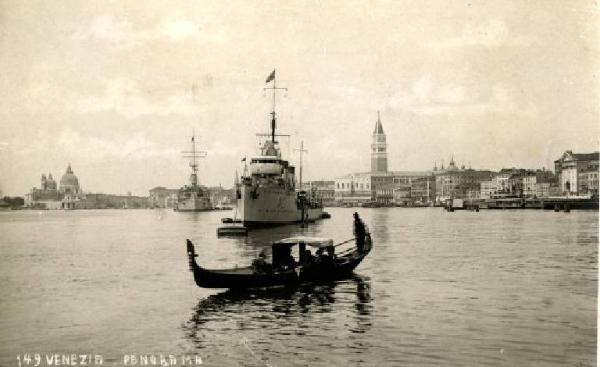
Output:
(337, 182), (370, 190)
(251, 159), (281, 164)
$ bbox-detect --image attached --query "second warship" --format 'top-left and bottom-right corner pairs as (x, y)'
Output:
(175, 132), (212, 212)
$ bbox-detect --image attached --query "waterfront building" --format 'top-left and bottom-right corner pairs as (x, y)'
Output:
(208, 186), (235, 208)
(25, 164), (84, 209)
(577, 168), (599, 196)
(335, 172), (372, 205)
(25, 173), (61, 209)
(494, 170), (511, 195)
(506, 169), (529, 197)
(301, 180), (335, 207)
(522, 170), (556, 198)
(433, 157), (495, 202)
(490, 168), (530, 197)
(149, 186), (179, 208)
(371, 174), (395, 203)
(335, 171), (432, 206)
(78, 193), (150, 209)
(480, 180), (496, 199)
(60, 164), (82, 209)
(375, 172), (433, 205)
(536, 182), (561, 198)
(392, 185), (412, 206)
(554, 150), (599, 195)
(480, 169), (556, 199)
(334, 113), (431, 206)
(466, 188), (480, 200)
(26, 165), (153, 210)
(522, 174), (536, 197)
(455, 182), (482, 200)
(375, 182), (396, 205)
(410, 175), (436, 204)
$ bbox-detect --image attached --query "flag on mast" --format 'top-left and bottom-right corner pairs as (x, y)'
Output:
(265, 69), (276, 83)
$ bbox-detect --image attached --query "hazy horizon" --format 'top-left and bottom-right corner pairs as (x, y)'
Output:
(1, 1), (598, 196)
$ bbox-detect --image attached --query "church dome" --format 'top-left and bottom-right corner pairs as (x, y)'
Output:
(60, 164), (80, 191)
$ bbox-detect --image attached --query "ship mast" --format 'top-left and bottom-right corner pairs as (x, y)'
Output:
(263, 70), (288, 143)
(181, 129), (206, 187)
(295, 140), (308, 189)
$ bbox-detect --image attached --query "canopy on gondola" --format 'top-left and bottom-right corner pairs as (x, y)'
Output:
(273, 237), (333, 248)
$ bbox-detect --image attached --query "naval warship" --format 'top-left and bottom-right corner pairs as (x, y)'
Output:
(236, 70), (323, 225)
(175, 132), (212, 212)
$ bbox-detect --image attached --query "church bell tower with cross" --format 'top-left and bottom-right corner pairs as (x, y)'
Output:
(371, 111), (388, 173)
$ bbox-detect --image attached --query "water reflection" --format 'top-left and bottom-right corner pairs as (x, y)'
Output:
(369, 208), (392, 244)
(182, 276), (373, 349)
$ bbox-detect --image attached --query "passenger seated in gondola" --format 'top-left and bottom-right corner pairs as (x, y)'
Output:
(277, 247), (296, 271)
(283, 253), (296, 270)
(252, 251), (272, 274)
(303, 249), (316, 267)
(315, 248), (334, 268)
(326, 245), (335, 258)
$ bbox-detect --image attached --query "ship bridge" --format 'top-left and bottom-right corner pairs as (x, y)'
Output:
(249, 156), (293, 176)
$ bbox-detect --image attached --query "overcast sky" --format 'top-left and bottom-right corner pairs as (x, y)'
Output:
(0, 0), (598, 196)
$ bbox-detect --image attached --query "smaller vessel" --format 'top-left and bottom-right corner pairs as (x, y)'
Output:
(216, 224), (248, 237)
(186, 232), (372, 289)
(320, 211), (331, 219)
(217, 193), (248, 236)
(215, 204), (234, 210)
(175, 132), (212, 212)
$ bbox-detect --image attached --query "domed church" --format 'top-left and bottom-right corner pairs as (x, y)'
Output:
(26, 164), (83, 209)
(59, 164), (81, 194)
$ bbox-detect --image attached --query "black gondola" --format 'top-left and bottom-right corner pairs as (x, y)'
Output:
(186, 234), (372, 289)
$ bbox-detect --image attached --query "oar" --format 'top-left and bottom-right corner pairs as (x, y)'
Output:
(334, 238), (356, 247)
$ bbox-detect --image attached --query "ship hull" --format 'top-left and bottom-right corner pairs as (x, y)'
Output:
(238, 185), (322, 226)
(175, 195), (212, 212)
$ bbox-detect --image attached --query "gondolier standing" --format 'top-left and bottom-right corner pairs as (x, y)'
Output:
(353, 212), (366, 253)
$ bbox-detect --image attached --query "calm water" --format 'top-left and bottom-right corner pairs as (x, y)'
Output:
(0, 208), (597, 366)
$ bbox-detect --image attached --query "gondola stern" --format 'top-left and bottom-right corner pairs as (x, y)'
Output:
(186, 239), (200, 272)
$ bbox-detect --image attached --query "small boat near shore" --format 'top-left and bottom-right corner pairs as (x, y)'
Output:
(221, 217), (242, 223)
(186, 234), (372, 289)
(216, 223), (248, 237)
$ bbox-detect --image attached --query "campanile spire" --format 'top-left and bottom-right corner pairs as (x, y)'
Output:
(371, 111), (388, 173)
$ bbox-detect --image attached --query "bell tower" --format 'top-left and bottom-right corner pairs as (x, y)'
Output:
(371, 111), (388, 173)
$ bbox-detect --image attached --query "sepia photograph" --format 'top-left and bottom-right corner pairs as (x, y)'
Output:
(0, 1), (598, 366)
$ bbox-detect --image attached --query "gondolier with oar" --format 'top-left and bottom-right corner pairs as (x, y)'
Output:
(353, 212), (366, 253)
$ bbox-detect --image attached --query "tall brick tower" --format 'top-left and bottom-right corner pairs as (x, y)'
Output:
(371, 111), (388, 173)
